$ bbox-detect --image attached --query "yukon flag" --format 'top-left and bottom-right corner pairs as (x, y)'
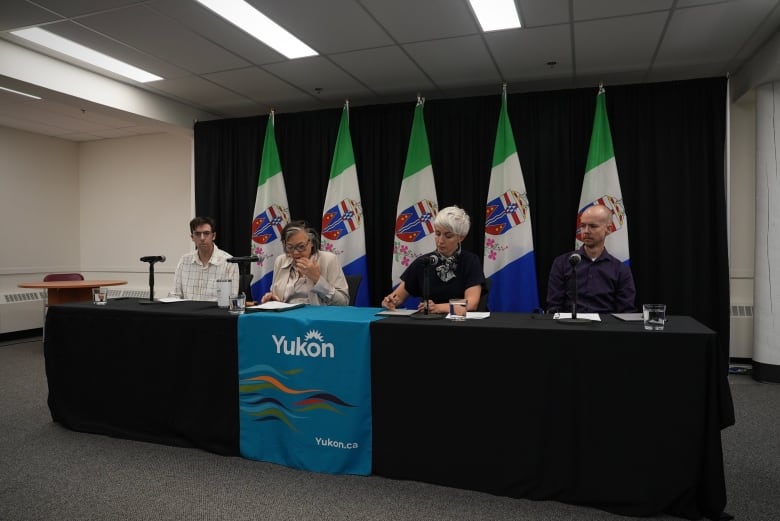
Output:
(484, 87), (540, 312)
(250, 111), (290, 302)
(321, 102), (369, 306)
(576, 85), (630, 263)
(392, 98), (438, 309)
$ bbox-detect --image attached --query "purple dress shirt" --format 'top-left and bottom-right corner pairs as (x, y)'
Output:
(546, 247), (636, 313)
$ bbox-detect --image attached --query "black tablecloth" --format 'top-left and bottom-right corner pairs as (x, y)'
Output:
(370, 313), (733, 520)
(44, 303), (732, 519)
(44, 298), (240, 455)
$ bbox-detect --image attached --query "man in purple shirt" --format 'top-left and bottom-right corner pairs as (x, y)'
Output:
(546, 204), (636, 313)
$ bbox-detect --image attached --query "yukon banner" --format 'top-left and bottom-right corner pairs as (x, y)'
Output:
(237, 306), (381, 475)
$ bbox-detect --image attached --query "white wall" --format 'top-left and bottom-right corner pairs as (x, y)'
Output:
(0, 127), (194, 300)
(78, 133), (194, 292)
(729, 91), (756, 306)
(0, 127), (80, 284)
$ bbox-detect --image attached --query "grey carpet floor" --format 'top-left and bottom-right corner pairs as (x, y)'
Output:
(1, 338), (778, 521)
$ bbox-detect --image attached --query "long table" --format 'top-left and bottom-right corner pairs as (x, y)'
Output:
(370, 313), (733, 520)
(44, 299), (238, 455)
(43, 301), (732, 520)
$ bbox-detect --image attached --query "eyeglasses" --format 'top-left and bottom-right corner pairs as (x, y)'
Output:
(285, 241), (309, 253)
(192, 231), (213, 238)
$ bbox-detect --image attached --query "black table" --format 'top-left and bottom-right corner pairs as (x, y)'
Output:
(370, 313), (733, 520)
(44, 302), (732, 520)
(44, 298), (239, 456)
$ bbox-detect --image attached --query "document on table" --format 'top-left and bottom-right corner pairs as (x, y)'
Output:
(612, 312), (644, 321)
(375, 309), (417, 316)
(552, 312), (601, 321)
(157, 297), (190, 303)
(247, 301), (305, 312)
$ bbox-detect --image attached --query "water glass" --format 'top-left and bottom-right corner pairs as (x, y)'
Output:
(229, 293), (246, 315)
(92, 287), (108, 305)
(643, 304), (666, 331)
(447, 298), (468, 321)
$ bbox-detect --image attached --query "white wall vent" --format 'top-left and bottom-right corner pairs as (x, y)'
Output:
(729, 303), (753, 359)
(0, 291), (45, 333)
(3, 291), (45, 303)
(116, 289), (150, 299)
(0, 288), (151, 334)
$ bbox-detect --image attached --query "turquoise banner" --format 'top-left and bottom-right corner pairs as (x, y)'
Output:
(238, 306), (383, 475)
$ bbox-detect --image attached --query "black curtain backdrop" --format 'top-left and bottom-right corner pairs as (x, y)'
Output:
(194, 76), (730, 356)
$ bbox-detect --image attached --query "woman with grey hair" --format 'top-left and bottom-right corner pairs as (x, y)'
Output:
(381, 205), (485, 313)
(260, 220), (349, 305)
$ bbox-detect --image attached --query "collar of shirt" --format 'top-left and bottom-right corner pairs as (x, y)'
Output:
(579, 247), (610, 263)
(189, 246), (224, 267)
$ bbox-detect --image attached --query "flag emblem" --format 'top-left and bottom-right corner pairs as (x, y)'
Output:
(322, 198), (363, 240)
(576, 194), (626, 239)
(395, 199), (437, 242)
(485, 190), (529, 236)
(252, 204), (289, 245)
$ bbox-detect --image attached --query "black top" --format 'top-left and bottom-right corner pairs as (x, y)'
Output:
(400, 249), (484, 303)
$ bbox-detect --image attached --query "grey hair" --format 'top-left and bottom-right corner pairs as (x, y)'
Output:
(434, 205), (470, 236)
(281, 220), (320, 252)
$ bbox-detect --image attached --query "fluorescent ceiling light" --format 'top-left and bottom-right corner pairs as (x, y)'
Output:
(469, 0), (522, 31)
(195, 0), (317, 59)
(0, 86), (42, 100)
(11, 27), (162, 83)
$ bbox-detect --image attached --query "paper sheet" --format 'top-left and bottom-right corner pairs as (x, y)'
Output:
(552, 312), (601, 321)
(375, 309), (418, 316)
(247, 301), (305, 311)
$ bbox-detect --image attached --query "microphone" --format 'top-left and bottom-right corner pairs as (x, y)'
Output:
(226, 255), (259, 263)
(425, 254), (440, 266)
(139, 256), (165, 303)
(140, 255), (166, 263)
(568, 253), (582, 266)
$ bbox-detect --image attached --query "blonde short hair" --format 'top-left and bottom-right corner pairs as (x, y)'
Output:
(434, 205), (470, 236)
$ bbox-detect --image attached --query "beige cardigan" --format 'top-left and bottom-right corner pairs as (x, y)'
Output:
(268, 250), (349, 306)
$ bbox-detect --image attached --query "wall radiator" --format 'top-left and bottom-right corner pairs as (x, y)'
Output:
(0, 288), (150, 334)
(729, 303), (753, 359)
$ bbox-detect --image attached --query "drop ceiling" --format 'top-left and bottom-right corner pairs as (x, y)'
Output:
(1, 0), (780, 141)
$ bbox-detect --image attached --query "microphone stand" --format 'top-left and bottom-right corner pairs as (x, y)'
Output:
(139, 260), (159, 305)
(410, 261), (444, 320)
(424, 264), (430, 314)
(227, 256), (258, 302)
(558, 256), (591, 325)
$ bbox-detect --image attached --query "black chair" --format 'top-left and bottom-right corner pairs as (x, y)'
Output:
(345, 274), (362, 306)
(478, 278), (491, 312)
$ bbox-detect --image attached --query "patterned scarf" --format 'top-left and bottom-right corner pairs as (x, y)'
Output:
(434, 243), (461, 282)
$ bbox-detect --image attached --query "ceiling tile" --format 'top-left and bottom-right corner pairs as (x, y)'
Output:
(575, 12), (667, 75)
(150, 0), (285, 65)
(404, 35), (500, 90)
(204, 67), (316, 108)
(517, 0), (571, 27)
(26, 0), (146, 18)
(330, 46), (435, 95)
(658, 2), (776, 67)
(486, 25), (573, 82)
(75, 4), (249, 74)
(252, 0), (394, 54)
(34, 20), (189, 79)
(264, 56), (373, 103)
(573, 0), (673, 20)
(361, 0), (478, 42)
(0, 0), (60, 31)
